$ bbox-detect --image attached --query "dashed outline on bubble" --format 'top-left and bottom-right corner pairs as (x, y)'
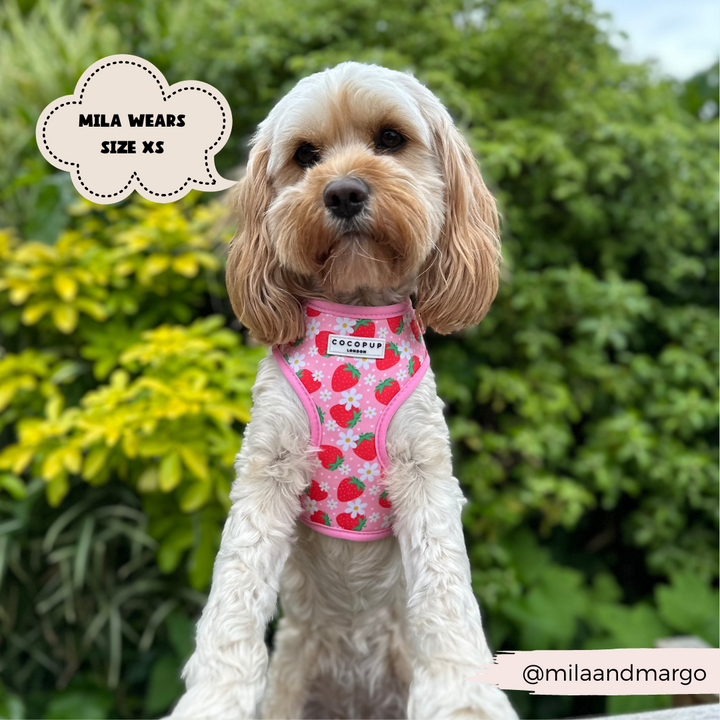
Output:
(39, 58), (229, 200)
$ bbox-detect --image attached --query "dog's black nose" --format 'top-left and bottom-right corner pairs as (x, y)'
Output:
(323, 177), (369, 219)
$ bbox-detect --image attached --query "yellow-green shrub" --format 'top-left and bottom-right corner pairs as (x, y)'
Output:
(0, 195), (263, 590)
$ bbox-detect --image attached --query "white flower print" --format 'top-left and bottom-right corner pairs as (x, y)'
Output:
(368, 485), (379, 496)
(337, 430), (359, 451)
(403, 312), (412, 326)
(309, 346), (319, 357)
(319, 389), (332, 401)
(364, 406), (377, 419)
(341, 389), (363, 409)
(312, 457), (322, 470)
(381, 513), (393, 528)
(327, 498), (338, 510)
(377, 327), (389, 339)
(397, 368), (408, 381)
(346, 499), (367, 518)
(319, 481), (330, 492)
(326, 419), (339, 432)
(360, 462), (379, 479)
(355, 357), (371, 370)
(369, 512), (380, 523)
(305, 319), (321, 338)
(288, 352), (306, 369)
(304, 497), (318, 513)
(334, 317), (353, 335)
(398, 341), (412, 360)
(363, 373), (377, 387)
(338, 463), (351, 474)
(312, 369), (324, 382)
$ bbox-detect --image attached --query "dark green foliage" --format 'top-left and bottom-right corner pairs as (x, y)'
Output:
(0, 0), (717, 718)
(0, 479), (203, 719)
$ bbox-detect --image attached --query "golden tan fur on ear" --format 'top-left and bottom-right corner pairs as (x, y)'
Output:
(225, 143), (306, 346)
(416, 115), (501, 334)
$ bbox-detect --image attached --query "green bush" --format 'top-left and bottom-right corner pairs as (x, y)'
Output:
(0, 0), (717, 718)
(0, 0), (125, 239)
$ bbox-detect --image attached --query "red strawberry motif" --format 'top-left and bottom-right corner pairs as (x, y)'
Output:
(305, 479), (328, 501)
(408, 356), (421, 377)
(306, 307), (321, 317)
(332, 363), (361, 392)
(310, 510), (331, 526)
(315, 330), (332, 356)
(297, 368), (321, 393)
(330, 404), (362, 429)
(410, 318), (422, 342)
(379, 490), (392, 509)
(337, 476), (365, 502)
(353, 433), (376, 461)
(387, 316), (404, 334)
(374, 378), (400, 405)
(376, 342), (400, 371)
(317, 405), (325, 424)
(336, 513), (367, 531)
(351, 319), (375, 337)
(291, 335), (305, 347)
(318, 445), (344, 470)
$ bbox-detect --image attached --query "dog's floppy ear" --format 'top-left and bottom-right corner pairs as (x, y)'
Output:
(225, 142), (305, 346)
(415, 112), (501, 334)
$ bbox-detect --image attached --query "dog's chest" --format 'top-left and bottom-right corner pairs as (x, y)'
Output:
(272, 299), (428, 541)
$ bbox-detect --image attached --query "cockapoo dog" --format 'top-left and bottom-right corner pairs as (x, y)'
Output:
(170, 62), (518, 720)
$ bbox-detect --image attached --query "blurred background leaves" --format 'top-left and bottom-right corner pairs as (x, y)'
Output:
(0, 0), (717, 718)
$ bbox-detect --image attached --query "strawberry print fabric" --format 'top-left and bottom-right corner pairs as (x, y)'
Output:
(272, 298), (428, 541)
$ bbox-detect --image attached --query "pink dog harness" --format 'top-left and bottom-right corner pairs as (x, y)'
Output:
(273, 299), (429, 541)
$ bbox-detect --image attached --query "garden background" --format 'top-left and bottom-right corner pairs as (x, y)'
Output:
(0, 0), (717, 718)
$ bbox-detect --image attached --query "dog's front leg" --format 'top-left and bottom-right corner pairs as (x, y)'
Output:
(385, 368), (518, 720)
(170, 357), (312, 720)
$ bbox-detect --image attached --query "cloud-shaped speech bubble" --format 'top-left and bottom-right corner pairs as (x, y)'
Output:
(36, 54), (236, 203)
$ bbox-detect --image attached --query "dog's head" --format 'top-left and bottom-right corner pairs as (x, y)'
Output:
(226, 62), (500, 345)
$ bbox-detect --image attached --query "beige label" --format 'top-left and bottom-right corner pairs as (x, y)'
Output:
(36, 54), (236, 204)
(467, 648), (720, 695)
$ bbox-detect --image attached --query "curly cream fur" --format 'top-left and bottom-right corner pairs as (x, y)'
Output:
(170, 62), (516, 720)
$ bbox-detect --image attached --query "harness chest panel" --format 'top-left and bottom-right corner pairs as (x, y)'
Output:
(273, 299), (429, 541)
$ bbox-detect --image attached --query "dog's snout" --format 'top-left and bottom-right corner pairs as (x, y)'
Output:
(323, 177), (369, 219)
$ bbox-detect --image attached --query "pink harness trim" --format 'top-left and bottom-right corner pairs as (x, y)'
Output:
(273, 298), (429, 541)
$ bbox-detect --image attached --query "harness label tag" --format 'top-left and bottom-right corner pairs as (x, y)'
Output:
(326, 334), (386, 359)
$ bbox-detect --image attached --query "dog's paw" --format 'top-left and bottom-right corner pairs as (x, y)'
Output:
(408, 661), (518, 720)
(168, 682), (263, 720)
(443, 702), (519, 720)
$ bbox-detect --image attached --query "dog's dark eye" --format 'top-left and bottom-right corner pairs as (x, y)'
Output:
(294, 143), (321, 168)
(375, 129), (406, 152)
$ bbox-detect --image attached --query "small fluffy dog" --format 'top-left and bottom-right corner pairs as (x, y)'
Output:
(170, 62), (517, 720)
